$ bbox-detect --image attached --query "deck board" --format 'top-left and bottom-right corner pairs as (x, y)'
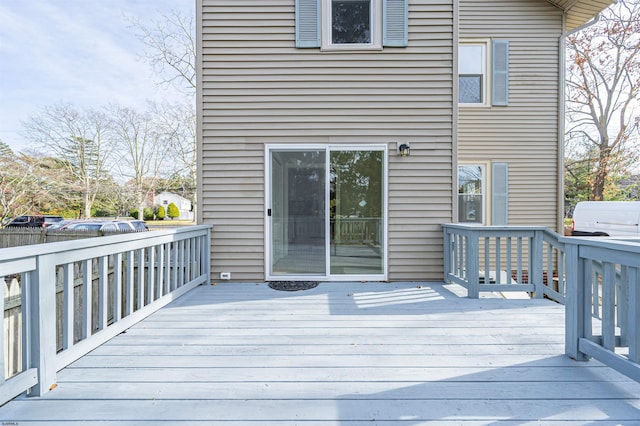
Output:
(0, 282), (639, 424)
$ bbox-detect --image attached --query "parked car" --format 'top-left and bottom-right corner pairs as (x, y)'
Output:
(6, 215), (64, 228)
(130, 220), (149, 231)
(61, 220), (136, 233)
(46, 219), (75, 230)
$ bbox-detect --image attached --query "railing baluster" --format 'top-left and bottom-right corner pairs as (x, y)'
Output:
(602, 262), (616, 351)
(618, 265), (629, 347)
(496, 237), (502, 284)
(629, 266), (640, 363)
(179, 240), (185, 287)
(484, 237), (490, 284)
(165, 243), (172, 293)
(172, 242), (179, 291)
(0, 276), (5, 383)
(517, 237), (523, 284)
(98, 256), (108, 331)
(156, 244), (164, 299)
(137, 249), (144, 309)
(82, 259), (92, 339)
(113, 253), (123, 322)
(147, 246), (155, 304)
(125, 251), (134, 316)
(506, 237), (512, 284)
(584, 260), (594, 341)
(62, 264), (73, 350)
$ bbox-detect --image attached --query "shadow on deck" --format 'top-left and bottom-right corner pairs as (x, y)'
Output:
(0, 282), (639, 424)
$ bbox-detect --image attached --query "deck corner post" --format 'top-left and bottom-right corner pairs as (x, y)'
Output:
(442, 226), (452, 283)
(564, 241), (588, 361)
(27, 254), (58, 396)
(205, 226), (212, 285)
(466, 232), (480, 299)
(530, 231), (544, 298)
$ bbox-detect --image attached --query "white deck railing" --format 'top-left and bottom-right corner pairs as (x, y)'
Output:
(564, 235), (640, 382)
(442, 224), (565, 301)
(0, 225), (211, 405)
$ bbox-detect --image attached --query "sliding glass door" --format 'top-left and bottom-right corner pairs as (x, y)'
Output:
(267, 146), (386, 280)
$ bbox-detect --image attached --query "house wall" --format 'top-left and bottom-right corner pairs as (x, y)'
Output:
(198, 0), (455, 281)
(458, 0), (563, 229)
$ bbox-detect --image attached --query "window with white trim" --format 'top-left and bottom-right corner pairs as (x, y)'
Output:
(459, 42), (488, 105)
(458, 165), (485, 223)
(458, 39), (510, 106)
(324, 0), (381, 49)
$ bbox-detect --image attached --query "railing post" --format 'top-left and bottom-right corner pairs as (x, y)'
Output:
(205, 227), (212, 285)
(565, 241), (588, 361)
(530, 231), (544, 298)
(443, 227), (451, 283)
(466, 232), (480, 299)
(27, 255), (58, 396)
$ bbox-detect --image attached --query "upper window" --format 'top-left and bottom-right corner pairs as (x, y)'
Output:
(324, 0), (381, 49)
(331, 0), (372, 44)
(458, 39), (510, 106)
(459, 42), (488, 105)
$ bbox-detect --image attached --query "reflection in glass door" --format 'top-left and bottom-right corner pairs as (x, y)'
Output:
(268, 146), (385, 279)
(270, 150), (326, 276)
(330, 150), (384, 275)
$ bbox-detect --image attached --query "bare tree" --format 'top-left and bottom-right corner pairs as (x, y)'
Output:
(23, 104), (115, 217)
(129, 9), (198, 219)
(128, 10), (196, 95)
(110, 106), (170, 219)
(566, 0), (640, 201)
(151, 100), (196, 196)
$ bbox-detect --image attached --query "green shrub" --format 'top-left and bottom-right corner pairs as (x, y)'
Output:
(130, 209), (139, 220)
(156, 205), (166, 220)
(143, 207), (154, 221)
(167, 202), (180, 220)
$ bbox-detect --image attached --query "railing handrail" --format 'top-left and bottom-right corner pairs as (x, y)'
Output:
(0, 225), (212, 262)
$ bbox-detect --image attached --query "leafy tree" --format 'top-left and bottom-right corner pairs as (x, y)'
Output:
(565, 0), (640, 201)
(167, 202), (180, 220)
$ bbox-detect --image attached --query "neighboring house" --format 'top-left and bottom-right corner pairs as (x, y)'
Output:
(155, 192), (194, 221)
(197, 0), (613, 282)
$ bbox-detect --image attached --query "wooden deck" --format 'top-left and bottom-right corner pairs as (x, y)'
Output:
(1, 282), (639, 424)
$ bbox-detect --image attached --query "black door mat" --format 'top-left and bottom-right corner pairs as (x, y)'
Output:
(268, 281), (319, 291)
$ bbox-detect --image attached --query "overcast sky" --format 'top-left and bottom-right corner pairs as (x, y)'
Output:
(0, 0), (194, 153)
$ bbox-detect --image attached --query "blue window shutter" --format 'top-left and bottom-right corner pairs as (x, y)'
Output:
(492, 163), (509, 225)
(492, 39), (509, 106)
(296, 0), (320, 48)
(383, 0), (408, 47)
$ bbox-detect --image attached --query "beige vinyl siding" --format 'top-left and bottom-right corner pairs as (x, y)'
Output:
(458, 0), (562, 230)
(199, 0), (454, 281)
